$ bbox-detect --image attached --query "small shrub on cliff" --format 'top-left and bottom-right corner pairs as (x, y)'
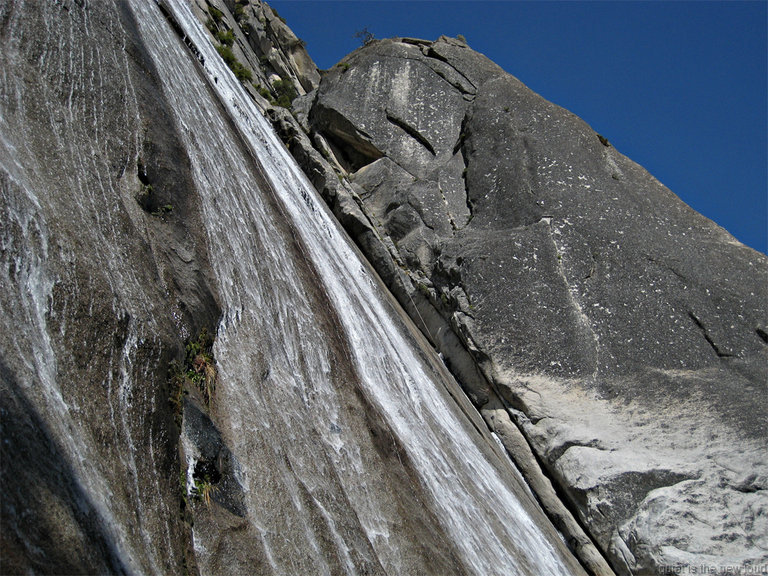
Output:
(233, 2), (246, 22)
(354, 27), (375, 46)
(215, 44), (253, 83)
(235, 65), (252, 83)
(254, 83), (274, 103)
(215, 44), (237, 66)
(216, 29), (235, 47)
(209, 6), (224, 23)
(169, 328), (218, 418)
(271, 78), (297, 108)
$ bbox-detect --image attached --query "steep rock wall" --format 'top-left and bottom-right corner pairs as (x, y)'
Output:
(283, 36), (767, 574)
(188, 0), (320, 108)
(3, 0), (765, 574)
(176, 5), (767, 572)
(0, 2), (588, 575)
(0, 1), (220, 573)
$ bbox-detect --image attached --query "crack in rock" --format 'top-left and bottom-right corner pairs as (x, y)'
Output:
(545, 219), (601, 377)
(424, 46), (478, 93)
(687, 311), (734, 358)
(384, 109), (436, 156)
(548, 439), (607, 464)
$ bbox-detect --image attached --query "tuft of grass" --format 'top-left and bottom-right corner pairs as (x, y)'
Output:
(193, 477), (218, 507)
(185, 328), (217, 406)
(169, 328), (218, 417)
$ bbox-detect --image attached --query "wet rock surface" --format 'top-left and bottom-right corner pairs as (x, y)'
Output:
(0, 1), (220, 573)
(299, 36), (768, 574)
(2, 0), (765, 574)
(1, 2), (587, 575)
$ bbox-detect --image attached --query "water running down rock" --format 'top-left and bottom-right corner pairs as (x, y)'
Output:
(1, 1), (584, 574)
(1, 0), (765, 574)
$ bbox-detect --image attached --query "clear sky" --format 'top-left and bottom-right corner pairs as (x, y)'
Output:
(270, 0), (767, 255)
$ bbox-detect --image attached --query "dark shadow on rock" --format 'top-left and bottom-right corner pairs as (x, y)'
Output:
(0, 356), (129, 576)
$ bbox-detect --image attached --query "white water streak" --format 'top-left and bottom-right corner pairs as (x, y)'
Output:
(134, 1), (578, 573)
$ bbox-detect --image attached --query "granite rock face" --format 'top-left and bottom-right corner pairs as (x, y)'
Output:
(0, 2), (220, 573)
(298, 36), (768, 574)
(189, 0), (321, 106)
(1, 2), (588, 575)
(3, 0), (766, 573)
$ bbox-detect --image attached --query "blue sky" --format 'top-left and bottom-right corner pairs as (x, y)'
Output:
(270, 0), (767, 255)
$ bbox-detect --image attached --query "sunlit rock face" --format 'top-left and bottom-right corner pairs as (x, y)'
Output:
(2, 0), (765, 573)
(0, 2), (585, 575)
(301, 35), (768, 574)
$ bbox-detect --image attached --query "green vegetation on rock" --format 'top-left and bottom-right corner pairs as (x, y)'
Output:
(193, 477), (218, 507)
(215, 44), (252, 83)
(233, 3), (246, 23)
(209, 6), (223, 24)
(216, 29), (235, 47)
(170, 328), (217, 421)
(272, 78), (297, 109)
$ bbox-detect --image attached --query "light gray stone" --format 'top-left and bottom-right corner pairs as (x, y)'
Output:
(307, 33), (768, 576)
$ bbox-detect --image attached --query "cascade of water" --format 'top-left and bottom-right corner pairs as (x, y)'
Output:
(136, 1), (583, 573)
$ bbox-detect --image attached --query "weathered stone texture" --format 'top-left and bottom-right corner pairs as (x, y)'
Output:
(3, 1), (765, 573)
(1, 1), (220, 573)
(302, 35), (768, 575)
(190, 0), (320, 106)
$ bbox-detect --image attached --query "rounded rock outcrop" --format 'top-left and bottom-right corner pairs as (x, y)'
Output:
(305, 34), (768, 575)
